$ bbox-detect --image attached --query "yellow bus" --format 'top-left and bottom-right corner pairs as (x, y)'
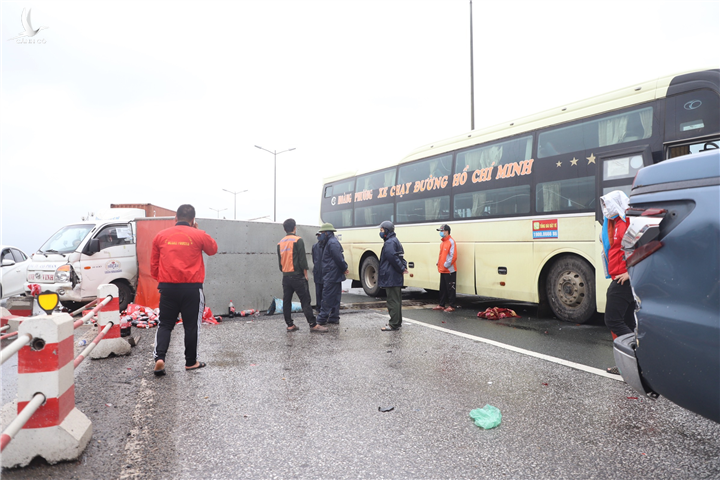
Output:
(321, 68), (720, 323)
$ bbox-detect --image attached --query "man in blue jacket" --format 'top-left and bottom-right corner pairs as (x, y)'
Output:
(316, 223), (348, 325)
(311, 231), (324, 313)
(378, 220), (408, 331)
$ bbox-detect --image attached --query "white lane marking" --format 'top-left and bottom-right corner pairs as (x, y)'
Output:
(403, 317), (623, 381)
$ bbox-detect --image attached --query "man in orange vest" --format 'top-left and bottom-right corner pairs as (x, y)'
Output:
(433, 224), (457, 313)
(277, 218), (328, 333)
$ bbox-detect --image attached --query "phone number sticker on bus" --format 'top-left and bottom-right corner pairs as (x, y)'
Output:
(532, 220), (558, 239)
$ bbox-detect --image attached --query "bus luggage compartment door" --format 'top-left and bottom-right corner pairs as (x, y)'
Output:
(474, 243), (534, 302)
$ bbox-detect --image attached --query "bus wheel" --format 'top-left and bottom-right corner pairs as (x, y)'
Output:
(546, 256), (595, 324)
(360, 256), (382, 297)
(112, 281), (134, 313)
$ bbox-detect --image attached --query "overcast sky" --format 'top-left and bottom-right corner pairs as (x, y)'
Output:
(2, 0), (719, 254)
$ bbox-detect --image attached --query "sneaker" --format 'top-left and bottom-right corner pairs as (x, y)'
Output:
(381, 324), (400, 331)
(607, 366), (620, 375)
(310, 324), (329, 333)
(286, 325), (299, 332)
(327, 319), (339, 324)
(432, 305), (445, 311)
(443, 306), (455, 312)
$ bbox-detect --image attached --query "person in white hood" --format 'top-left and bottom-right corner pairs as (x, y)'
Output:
(600, 190), (635, 375)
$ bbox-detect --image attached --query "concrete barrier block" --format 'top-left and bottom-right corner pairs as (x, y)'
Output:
(1, 407), (92, 468)
(90, 337), (131, 358)
(90, 284), (130, 359)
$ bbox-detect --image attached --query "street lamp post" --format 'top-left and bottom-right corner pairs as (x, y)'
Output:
(470, 0), (475, 130)
(209, 207), (227, 218)
(222, 189), (248, 220)
(254, 145), (296, 222)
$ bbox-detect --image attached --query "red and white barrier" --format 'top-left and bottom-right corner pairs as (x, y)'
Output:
(1, 302), (33, 336)
(1, 312), (92, 468)
(89, 284), (130, 359)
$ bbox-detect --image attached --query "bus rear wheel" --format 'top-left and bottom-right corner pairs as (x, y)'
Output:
(360, 256), (383, 297)
(546, 256), (595, 324)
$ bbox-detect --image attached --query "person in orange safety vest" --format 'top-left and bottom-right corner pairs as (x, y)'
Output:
(433, 224), (457, 313)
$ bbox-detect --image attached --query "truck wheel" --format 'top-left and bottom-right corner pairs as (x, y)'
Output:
(60, 301), (88, 312)
(545, 255), (596, 324)
(360, 256), (383, 297)
(113, 281), (134, 313)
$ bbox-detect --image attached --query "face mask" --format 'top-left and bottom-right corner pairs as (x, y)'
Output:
(379, 231), (386, 240)
(439, 232), (446, 238)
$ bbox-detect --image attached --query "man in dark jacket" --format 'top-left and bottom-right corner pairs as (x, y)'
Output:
(311, 231), (324, 313)
(378, 220), (408, 331)
(151, 204), (218, 376)
(316, 223), (348, 325)
(277, 218), (327, 333)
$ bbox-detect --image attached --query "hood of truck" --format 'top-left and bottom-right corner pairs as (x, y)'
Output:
(27, 259), (68, 272)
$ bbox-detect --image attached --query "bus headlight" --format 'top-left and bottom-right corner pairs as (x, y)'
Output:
(55, 265), (72, 283)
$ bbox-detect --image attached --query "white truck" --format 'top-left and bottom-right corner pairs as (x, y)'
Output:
(24, 208), (147, 311)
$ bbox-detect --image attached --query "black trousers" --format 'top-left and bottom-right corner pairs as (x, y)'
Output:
(438, 272), (457, 307)
(314, 281), (323, 311)
(604, 280), (636, 337)
(154, 285), (204, 367)
(282, 274), (316, 327)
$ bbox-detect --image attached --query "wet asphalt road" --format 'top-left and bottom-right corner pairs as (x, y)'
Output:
(2, 293), (720, 479)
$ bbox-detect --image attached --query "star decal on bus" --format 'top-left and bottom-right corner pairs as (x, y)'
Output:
(556, 161), (562, 167)
(587, 153), (596, 164)
(571, 157), (578, 166)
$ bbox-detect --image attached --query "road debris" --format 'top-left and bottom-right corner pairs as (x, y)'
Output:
(477, 307), (519, 320)
(469, 405), (502, 429)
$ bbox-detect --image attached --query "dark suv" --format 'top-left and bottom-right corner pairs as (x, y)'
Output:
(613, 147), (720, 423)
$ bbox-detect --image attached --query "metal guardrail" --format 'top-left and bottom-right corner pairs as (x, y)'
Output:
(73, 295), (112, 330)
(0, 393), (45, 452)
(74, 321), (114, 368)
(0, 333), (32, 366)
(69, 298), (98, 317)
(0, 331), (18, 341)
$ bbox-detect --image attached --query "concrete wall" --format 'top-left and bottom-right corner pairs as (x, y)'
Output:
(197, 219), (320, 314)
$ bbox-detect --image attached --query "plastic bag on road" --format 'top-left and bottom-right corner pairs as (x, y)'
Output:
(266, 298), (302, 315)
(469, 404), (502, 429)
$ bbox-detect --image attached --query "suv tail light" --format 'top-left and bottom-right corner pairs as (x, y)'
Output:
(626, 241), (663, 268)
(623, 208), (667, 267)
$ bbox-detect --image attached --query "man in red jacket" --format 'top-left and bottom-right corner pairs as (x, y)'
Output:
(151, 204), (218, 376)
(433, 224), (458, 313)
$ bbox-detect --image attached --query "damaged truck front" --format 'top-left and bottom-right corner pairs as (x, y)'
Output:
(24, 209), (143, 311)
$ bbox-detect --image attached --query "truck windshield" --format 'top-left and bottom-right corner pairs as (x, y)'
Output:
(39, 224), (95, 254)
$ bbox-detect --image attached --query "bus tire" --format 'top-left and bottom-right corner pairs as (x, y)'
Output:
(360, 256), (384, 297)
(112, 281), (134, 313)
(545, 255), (595, 324)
